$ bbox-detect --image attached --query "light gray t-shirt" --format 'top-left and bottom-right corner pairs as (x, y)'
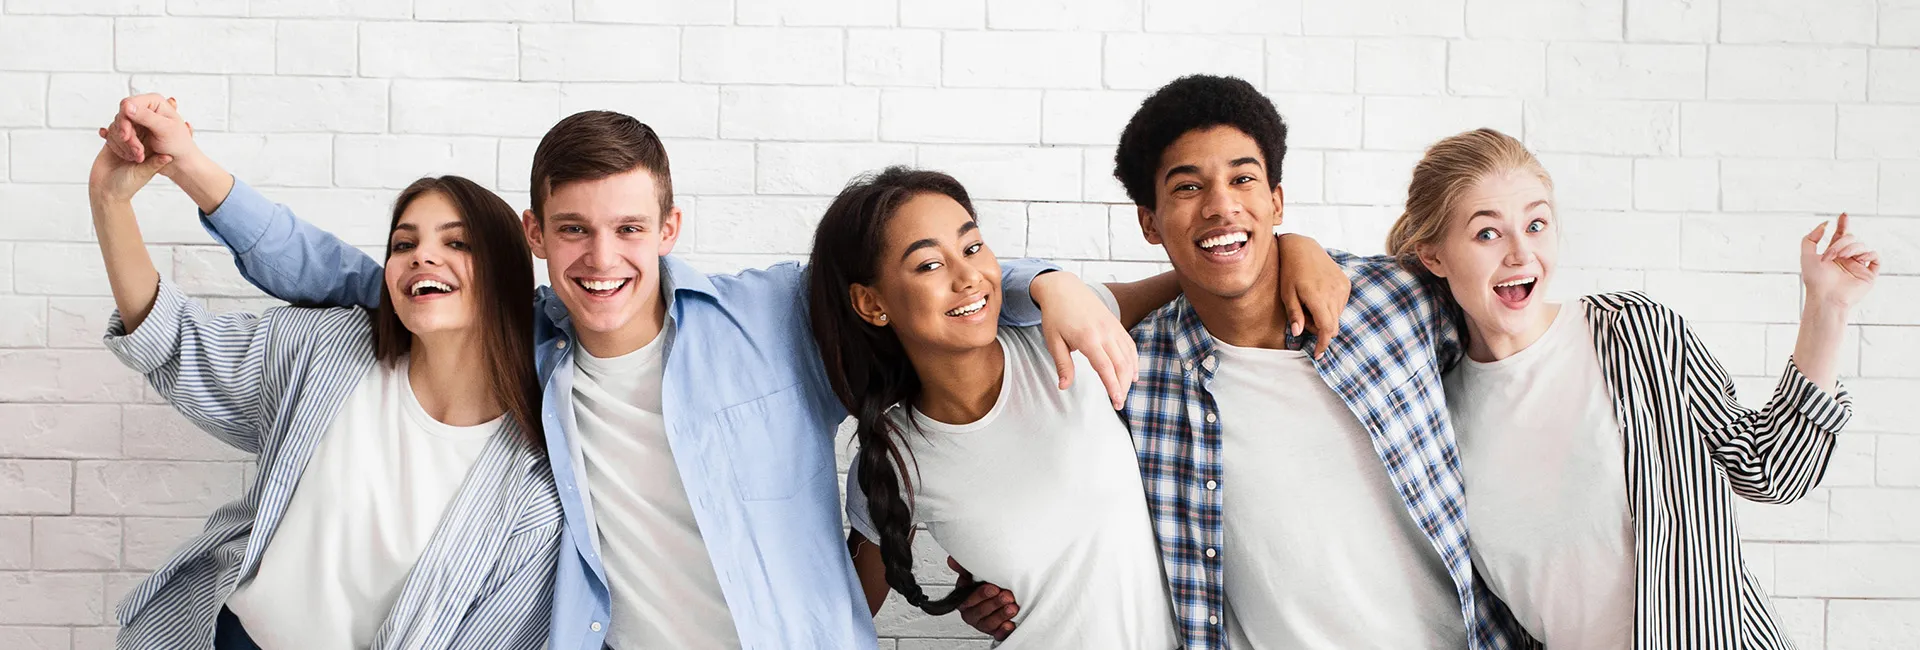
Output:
(847, 325), (1178, 650)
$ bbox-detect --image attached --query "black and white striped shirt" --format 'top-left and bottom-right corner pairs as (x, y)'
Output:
(102, 280), (564, 650)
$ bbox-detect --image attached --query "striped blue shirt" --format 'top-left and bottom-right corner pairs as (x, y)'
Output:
(102, 279), (563, 649)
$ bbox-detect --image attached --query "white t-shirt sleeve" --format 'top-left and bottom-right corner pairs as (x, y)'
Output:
(843, 459), (882, 542)
(1090, 281), (1122, 319)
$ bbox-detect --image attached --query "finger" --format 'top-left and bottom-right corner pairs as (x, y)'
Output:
(1823, 234), (1857, 262)
(1103, 338), (1135, 408)
(1827, 241), (1867, 262)
(1802, 221), (1828, 256)
(1112, 332), (1139, 384)
(1045, 332), (1075, 390)
(1832, 212), (1850, 242)
(1314, 313), (1335, 360)
(1082, 341), (1125, 409)
(123, 101), (175, 133)
(118, 117), (145, 163)
(1280, 283), (1305, 338)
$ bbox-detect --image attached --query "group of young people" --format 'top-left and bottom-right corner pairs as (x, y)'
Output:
(83, 73), (1879, 650)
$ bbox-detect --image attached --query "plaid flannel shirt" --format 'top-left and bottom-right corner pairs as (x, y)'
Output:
(1122, 251), (1537, 650)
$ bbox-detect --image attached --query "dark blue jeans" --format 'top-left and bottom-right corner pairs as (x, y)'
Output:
(214, 608), (261, 650)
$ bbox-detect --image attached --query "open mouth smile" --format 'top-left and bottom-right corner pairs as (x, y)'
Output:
(945, 295), (988, 318)
(1492, 276), (1537, 306)
(1196, 230), (1251, 259)
(573, 277), (631, 298)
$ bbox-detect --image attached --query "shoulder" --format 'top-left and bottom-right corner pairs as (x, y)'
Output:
(1580, 291), (1683, 325)
(259, 304), (374, 349)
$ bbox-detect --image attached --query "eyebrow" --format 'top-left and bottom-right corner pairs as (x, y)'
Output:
(547, 212), (657, 225)
(899, 220), (980, 261)
(1468, 200), (1552, 220)
(391, 221), (467, 233)
(1162, 157), (1264, 183)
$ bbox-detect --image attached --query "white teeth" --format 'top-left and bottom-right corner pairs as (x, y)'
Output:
(578, 279), (628, 292)
(1494, 277), (1537, 288)
(1199, 231), (1250, 250)
(945, 297), (987, 317)
(409, 279), (451, 296)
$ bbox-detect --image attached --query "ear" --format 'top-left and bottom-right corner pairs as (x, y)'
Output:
(521, 209), (547, 259)
(1416, 242), (1450, 279)
(657, 205), (684, 257)
(1269, 183), (1285, 228)
(1136, 206), (1163, 246)
(849, 282), (889, 328)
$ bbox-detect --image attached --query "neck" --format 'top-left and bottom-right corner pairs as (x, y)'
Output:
(907, 339), (1006, 426)
(1183, 261), (1292, 350)
(1464, 302), (1560, 362)
(577, 283), (669, 359)
(408, 330), (505, 426)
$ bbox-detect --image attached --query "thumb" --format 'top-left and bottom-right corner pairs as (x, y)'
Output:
(124, 102), (174, 133)
(1802, 221), (1828, 257)
(142, 153), (174, 172)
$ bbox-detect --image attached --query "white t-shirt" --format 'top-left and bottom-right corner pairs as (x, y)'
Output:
(1209, 338), (1467, 650)
(225, 359), (499, 649)
(1447, 303), (1636, 649)
(571, 324), (740, 650)
(846, 326), (1178, 650)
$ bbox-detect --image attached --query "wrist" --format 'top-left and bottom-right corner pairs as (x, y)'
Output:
(1029, 270), (1069, 308)
(164, 151), (233, 213)
(1801, 298), (1850, 327)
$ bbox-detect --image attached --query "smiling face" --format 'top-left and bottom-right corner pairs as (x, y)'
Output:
(1418, 168), (1559, 352)
(1138, 125), (1284, 301)
(385, 191), (480, 336)
(522, 166), (681, 357)
(851, 192), (1002, 357)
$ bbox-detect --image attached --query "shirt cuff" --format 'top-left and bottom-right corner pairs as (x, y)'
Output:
(102, 278), (190, 376)
(197, 177), (275, 255)
(999, 260), (1062, 326)
(1781, 356), (1853, 433)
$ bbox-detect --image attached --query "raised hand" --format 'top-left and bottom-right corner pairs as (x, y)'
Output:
(1800, 212), (1880, 312)
(98, 93), (197, 165)
(88, 143), (171, 205)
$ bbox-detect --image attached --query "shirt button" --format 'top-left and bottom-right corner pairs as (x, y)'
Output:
(590, 621), (602, 632)
(1205, 548), (1217, 558)
(1204, 412), (1217, 424)
(556, 340), (568, 350)
(1205, 480), (1218, 490)
(1208, 615), (1220, 625)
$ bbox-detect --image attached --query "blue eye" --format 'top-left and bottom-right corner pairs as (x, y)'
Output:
(1527, 220), (1547, 233)
(1474, 228), (1499, 241)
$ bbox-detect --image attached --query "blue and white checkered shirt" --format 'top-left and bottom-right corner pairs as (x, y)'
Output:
(1121, 251), (1536, 650)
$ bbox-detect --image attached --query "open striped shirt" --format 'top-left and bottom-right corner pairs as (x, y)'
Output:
(101, 280), (564, 650)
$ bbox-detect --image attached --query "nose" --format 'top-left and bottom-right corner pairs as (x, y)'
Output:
(1201, 184), (1240, 221)
(953, 257), (987, 293)
(583, 230), (618, 269)
(410, 241), (444, 268)
(1504, 235), (1536, 266)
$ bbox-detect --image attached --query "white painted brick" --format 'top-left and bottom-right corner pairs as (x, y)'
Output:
(1881, 436), (1920, 486)
(1642, 270), (1800, 322)
(496, 138), (537, 193)
(1721, 160), (1878, 214)
(1827, 600), (1920, 650)
(1109, 205), (1163, 262)
(521, 25), (677, 83)
(897, 0), (982, 28)
(756, 143), (916, 195)
(120, 404), (248, 462)
(1774, 543), (1920, 597)
(1886, 0), (1920, 46)
(0, 73), (48, 127)
(1735, 490), (1829, 540)
(1145, 0), (1301, 33)
(359, 22), (517, 81)
(1689, 321), (1770, 376)
(333, 136), (496, 190)
(267, 188), (415, 248)
(122, 517), (203, 571)
(1819, 432), (1877, 487)
(881, 88), (1041, 144)
(1829, 489), (1920, 541)
(248, 0), (409, 18)
(1447, 41), (1545, 97)
(1862, 326), (1920, 379)
(274, 20), (357, 77)
(114, 18), (273, 74)
(972, 201), (1029, 257)
(32, 517), (118, 570)
(46, 74), (127, 129)
(1681, 103), (1835, 159)
(738, 0), (895, 26)
(1353, 38), (1445, 95)
(944, 31), (1102, 89)
(682, 27), (843, 85)
(13, 244), (168, 299)
(1026, 203), (1109, 259)
(1882, 163), (1920, 218)
(0, 405), (119, 460)
(847, 29), (940, 88)
(1633, 158), (1718, 212)
(196, 133), (334, 189)
(75, 624), (118, 650)
(128, 74), (229, 132)
(128, 186), (216, 245)
(1323, 150), (1419, 205)
(1626, 0), (1719, 42)
(0, 185), (95, 242)
(986, 0), (1140, 31)
(230, 77), (387, 134)
(874, 589), (978, 637)
(720, 86), (878, 142)
(1279, 149), (1324, 205)
(1104, 34), (1265, 91)
(7, 130), (99, 184)
(1301, 0), (1464, 37)
(1558, 211), (1682, 270)
(1709, 45), (1867, 101)
(0, 461), (72, 515)
(1524, 100), (1679, 156)
(1838, 106), (1920, 160)
(0, 626), (68, 650)
(918, 146), (1081, 202)
(1362, 96), (1525, 152)
(7, 0), (164, 13)
(658, 139), (755, 196)
(0, 573), (101, 625)
(1763, 320), (1862, 378)
(1270, 94), (1362, 150)
(1721, 0), (1876, 44)
(73, 460), (243, 517)
(1681, 212), (1826, 273)
(1846, 378), (1920, 432)
(1548, 43), (1706, 100)
(1084, 148), (1131, 204)
(1536, 154), (1633, 211)
(1267, 37), (1355, 94)
(1467, 0), (1624, 40)
(416, 0), (569, 21)
(575, 0), (730, 23)
(1042, 90), (1148, 146)
(0, 244), (11, 292)
(0, 17), (113, 72)
(1869, 49), (1920, 103)
(167, 0), (246, 16)
(171, 246), (270, 297)
(0, 518), (27, 571)
(560, 83), (719, 139)
(1767, 598), (1826, 649)
(391, 81), (559, 138)
(690, 196), (830, 255)
(1, 133), (9, 180)
(0, 295), (46, 348)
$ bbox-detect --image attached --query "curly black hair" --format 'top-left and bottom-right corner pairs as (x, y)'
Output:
(1113, 74), (1289, 210)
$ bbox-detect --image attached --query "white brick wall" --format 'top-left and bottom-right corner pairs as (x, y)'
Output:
(0, 2), (1913, 648)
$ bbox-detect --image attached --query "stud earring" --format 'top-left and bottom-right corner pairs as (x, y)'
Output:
(878, 314), (888, 323)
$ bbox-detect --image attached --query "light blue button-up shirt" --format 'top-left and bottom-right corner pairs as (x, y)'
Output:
(198, 179), (1057, 650)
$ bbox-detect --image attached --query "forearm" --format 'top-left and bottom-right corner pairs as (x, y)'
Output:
(161, 150), (235, 215)
(89, 195), (161, 332)
(848, 532), (889, 616)
(1791, 301), (1848, 394)
(1104, 270), (1179, 329)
